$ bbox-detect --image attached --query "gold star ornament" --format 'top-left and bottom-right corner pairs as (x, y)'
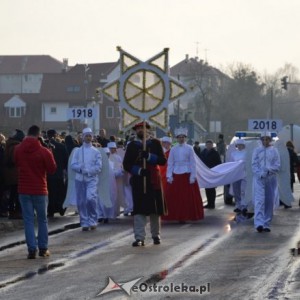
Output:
(102, 47), (186, 131)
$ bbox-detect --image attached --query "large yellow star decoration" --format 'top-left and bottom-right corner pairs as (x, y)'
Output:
(101, 47), (186, 131)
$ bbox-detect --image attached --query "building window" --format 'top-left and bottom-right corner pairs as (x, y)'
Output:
(8, 107), (25, 118)
(16, 107), (21, 117)
(10, 107), (14, 117)
(74, 86), (80, 92)
(67, 85), (81, 92)
(50, 107), (57, 114)
(106, 106), (114, 118)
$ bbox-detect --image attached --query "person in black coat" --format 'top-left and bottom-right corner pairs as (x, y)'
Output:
(286, 141), (298, 192)
(65, 134), (80, 157)
(97, 128), (110, 147)
(199, 139), (222, 209)
(0, 133), (7, 217)
(46, 129), (69, 217)
(123, 122), (166, 247)
(3, 129), (25, 219)
(193, 141), (202, 158)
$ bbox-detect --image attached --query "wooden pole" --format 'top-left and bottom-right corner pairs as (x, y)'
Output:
(143, 120), (147, 194)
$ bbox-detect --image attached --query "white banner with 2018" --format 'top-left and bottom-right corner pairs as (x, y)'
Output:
(248, 119), (282, 132)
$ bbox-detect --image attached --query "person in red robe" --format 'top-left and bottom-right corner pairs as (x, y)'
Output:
(163, 128), (204, 222)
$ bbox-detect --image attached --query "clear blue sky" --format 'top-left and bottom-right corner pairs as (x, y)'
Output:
(2, 0), (299, 74)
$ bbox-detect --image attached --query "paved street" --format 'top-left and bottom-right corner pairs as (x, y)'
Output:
(1, 187), (300, 299)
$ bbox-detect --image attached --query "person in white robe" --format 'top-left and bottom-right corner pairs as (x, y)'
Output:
(63, 147), (78, 210)
(107, 142), (126, 217)
(252, 132), (280, 233)
(229, 139), (247, 213)
(165, 128), (204, 221)
(97, 147), (117, 222)
(274, 140), (294, 208)
(70, 128), (102, 231)
(116, 144), (133, 215)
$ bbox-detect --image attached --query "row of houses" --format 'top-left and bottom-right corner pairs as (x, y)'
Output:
(0, 54), (228, 140)
(0, 55), (122, 136)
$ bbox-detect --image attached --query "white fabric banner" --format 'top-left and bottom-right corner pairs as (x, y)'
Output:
(195, 155), (245, 188)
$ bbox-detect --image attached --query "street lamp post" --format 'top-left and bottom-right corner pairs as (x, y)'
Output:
(95, 88), (104, 133)
(91, 99), (96, 133)
(270, 86), (274, 119)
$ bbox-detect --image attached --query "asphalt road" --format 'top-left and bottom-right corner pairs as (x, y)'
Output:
(1, 187), (300, 300)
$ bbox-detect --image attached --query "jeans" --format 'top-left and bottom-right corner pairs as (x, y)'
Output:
(19, 194), (48, 252)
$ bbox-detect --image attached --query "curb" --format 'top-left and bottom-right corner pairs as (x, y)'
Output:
(0, 219), (23, 233)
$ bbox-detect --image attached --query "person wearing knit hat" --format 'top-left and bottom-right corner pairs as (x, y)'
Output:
(11, 129), (25, 142)
(71, 127), (102, 231)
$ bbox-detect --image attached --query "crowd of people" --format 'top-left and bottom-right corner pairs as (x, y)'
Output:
(0, 124), (298, 259)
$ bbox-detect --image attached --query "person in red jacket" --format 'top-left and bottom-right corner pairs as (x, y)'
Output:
(14, 125), (56, 259)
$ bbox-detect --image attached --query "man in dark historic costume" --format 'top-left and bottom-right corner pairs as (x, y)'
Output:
(123, 122), (166, 247)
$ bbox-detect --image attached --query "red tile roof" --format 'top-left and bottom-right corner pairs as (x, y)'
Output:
(0, 55), (63, 74)
(68, 62), (117, 79)
(40, 62), (118, 102)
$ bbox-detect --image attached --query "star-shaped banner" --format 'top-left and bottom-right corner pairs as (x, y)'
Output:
(102, 47), (186, 131)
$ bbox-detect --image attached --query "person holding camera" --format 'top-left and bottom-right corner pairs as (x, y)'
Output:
(123, 122), (166, 247)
